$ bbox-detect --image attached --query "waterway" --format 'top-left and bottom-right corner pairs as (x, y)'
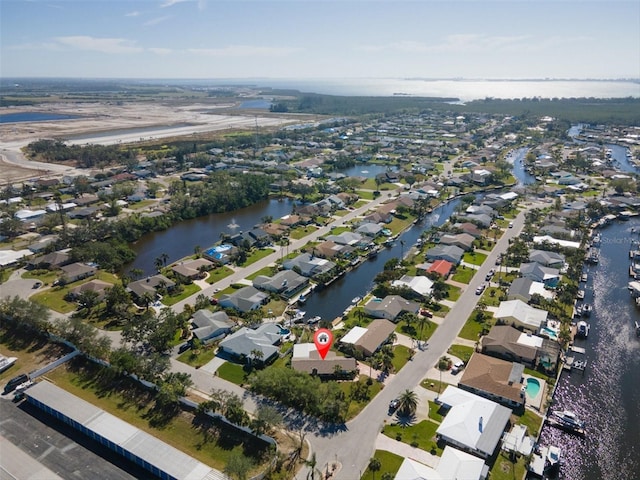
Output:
(0, 112), (82, 123)
(507, 147), (536, 186)
(539, 219), (640, 480)
(301, 199), (460, 321)
(126, 198), (296, 275)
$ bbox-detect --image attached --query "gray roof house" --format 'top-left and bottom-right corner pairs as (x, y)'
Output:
(283, 253), (336, 278)
(60, 262), (97, 283)
(191, 310), (235, 342)
(507, 277), (553, 303)
(426, 244), (465, 265)
(439, 233), (475, 251)
(127, 275), (176, 299)
(520, 262), (560, 287)
(218, 286), (269, 313)
(528, 249), (565, 268)
(252, 270), (309, 299)
(363, 295), (420, 322)
(462, 213), (492, 228)
(480, 325), (542, 366)
(355, 222), (384, 237)
(218, 323), (282, 363)
(326, 231), (366, 247)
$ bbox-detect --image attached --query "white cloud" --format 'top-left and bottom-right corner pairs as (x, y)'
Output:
(148, 47), (173, 55)
(143, 15), (172, 26)
(53, 36), (143, 54)
(187, 45), (302, 57)
(356, 34), (536, 54)
(160, 0), (189, 7)
(125, 11), (140, 17)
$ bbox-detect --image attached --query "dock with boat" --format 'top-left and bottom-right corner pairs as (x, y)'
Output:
(562, 346), (587, 373)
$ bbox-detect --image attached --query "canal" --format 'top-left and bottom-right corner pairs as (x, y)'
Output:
(539, 218), (640, 480)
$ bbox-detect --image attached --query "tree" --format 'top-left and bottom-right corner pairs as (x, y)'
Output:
(437, 356), (451, 396)
(155, 372), (192, 411)
(76, 289), (100, 314)
(224, 451), (253, 480)
(304, 452), (321, 480)
(251, 405), (282, 436)
(250, 348), (264, 368)
(154, 257), (164, 273)
(396, 389), (418, 417)
(368, 457), (382, 480)
(129, 268), (144, 280)
(194, 245), (202, 258)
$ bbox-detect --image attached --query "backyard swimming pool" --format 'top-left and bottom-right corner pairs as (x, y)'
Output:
(540, 326), (558, 340)
(525, 377), (541, 398)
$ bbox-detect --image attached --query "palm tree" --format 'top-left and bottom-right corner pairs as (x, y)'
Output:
(437, 356), (451, 397)
(368, 457), (381, 480)
(304, 452), (321, 480)
(154, 257), (164, 273)
(396, 389), (418, 417)
(160, 252), (169, 266)
(194, 245), (202, 258)
(250, 348), (264, 368)
(129, 268), (144, 280)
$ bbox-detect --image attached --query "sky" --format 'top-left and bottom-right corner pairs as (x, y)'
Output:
(1, 0), (639, 80)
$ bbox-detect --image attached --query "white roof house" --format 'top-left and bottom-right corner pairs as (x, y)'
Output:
(436, 386), (512, 459)
(394, 446), (488, 480)
(532, 235), (580, 249)
(494, 299), (548, 331)
(391, 274), (434, 297)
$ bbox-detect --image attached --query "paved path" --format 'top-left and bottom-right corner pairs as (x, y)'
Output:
(302, 207), (528, 479)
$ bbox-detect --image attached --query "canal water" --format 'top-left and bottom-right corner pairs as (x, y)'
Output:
(539, 219), (640, 480)
(126, 198), (296, 275)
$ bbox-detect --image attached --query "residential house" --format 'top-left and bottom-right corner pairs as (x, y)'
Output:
(291, 344), (357, 376)
(457, 353), (526, 409)
(218, 323), (281, 363)
(325, 231), (367, 247)
(313, 240), (349, 259)
(28, 235), (59, 253)
(127, 275), (176, 300)
(191, 310), (235, 343)
(480, 325), (559, 371)
(203, 244), (236, 264)
(471, 169), (492, 185)
(528, 250), (565, 269)
(465, 205), (495, 217)
(171, 258), (214, 281)
(283, 253), (336, 279)
(68, 279), (113, 301)
(452, 222), (483, 238)
(355, 222), (383, 238)
(494, 299), (548, 331)
(253, 270), (309, 299)
(361, 211), (392, 224)
(60, 263), (97, 283)
(436, 386), (512, 459)
(394, 447), (488, 480)
(439, 233), (475, 251)
(339, 319), (397, 356)
(519, 262), (561, 288)
(218, 286), (269, 313)
(391, 274), (434, 298)
(363, 295), (420, 322)
(27, 250), (71, 269)
(426, 245), (464, 265)
(461, 213), (493, 228)
(425, 259), (454, 278)
(507, 277), (553, 303)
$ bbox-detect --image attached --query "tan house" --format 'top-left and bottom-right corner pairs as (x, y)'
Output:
(291, 344), (357, 377)
(340, 319), (396, 356)
(171, 258), (214, 280)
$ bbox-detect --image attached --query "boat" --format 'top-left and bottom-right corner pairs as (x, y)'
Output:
(297, 294), (307, 305)
(553, 410), (585, 429)
(582, 303), (592, 316)
(351, 296), (361, 305)
(577, 290), (585, 300)
(289, 310), (306, 323)
(307, 315), (321, 324)
(576, 320), (590, 338)
(581, 273), (588, 282)
(0, 355), (17, 374)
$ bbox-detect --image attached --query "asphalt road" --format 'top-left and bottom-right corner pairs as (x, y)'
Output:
(304, 207), (529, 479)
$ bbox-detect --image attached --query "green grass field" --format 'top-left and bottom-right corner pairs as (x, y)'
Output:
(382, 420), (442, 455)
(360, 450), (404, 480)
(205, 266), (234, 284)
(161, 282), (201, 306)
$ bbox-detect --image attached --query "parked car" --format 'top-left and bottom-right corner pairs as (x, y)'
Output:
(388, 398), (400, 413)
(509, 221), (514, 228)
(451, 361), (465, 375)
(475, 283), (486, 295)
(32, 281), (42, 289)
(485, 269), (495, 281)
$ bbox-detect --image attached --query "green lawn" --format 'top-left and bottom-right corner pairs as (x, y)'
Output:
(382, 420), (442, 455)
(462, 251), (487, 266)
(241, 248), (275, 267)
(339, 377), (383, 420)
(161, 283), (201, 306)
(176, 346), (217, 368)
(21, 269), (59, 285)
(490, 451), (528, 480)
(360, 450), (404, 480)
(328, 226), (351, 235)
(420, 378), (448, 396)
(427, 401), (445, 422)
(458, 312), (493, 341)
(444, 284), (461, 301)
(355, 190), (375, 200)
(514, 408), (544, 438)
(395, 318), (437, 342)
(216, 362), (247, 385)
(205, 266), (234, 284)
(127, 199), (156, 210)
(391, 345), (412, 372)
(246, 266), (276, 281)
(451, 266), (476, 284)
(447, 344), (475, 363)
(386, 215), (416, 235)
(31, 271), (119, 313)
(481, 286), (504, 307)
(353, 199), (370, 207)
(289, 225), (318, 240)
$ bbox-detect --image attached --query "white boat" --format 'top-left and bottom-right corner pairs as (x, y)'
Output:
(553, 410), (585, 429)
(0, 355), (17, 374)
(351, 296), (361, 305)
(581, 273), (588, 282)
(577, 290), (585, 300)
(308, 315), (321, 324)
(582, 303), (592, 316)
(576, 320), (590, 338)
(290, 310), (306, 323)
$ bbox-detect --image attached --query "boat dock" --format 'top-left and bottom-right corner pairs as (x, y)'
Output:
(562, 346), (587, 373)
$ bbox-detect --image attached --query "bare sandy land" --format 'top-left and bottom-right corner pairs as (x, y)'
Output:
(0, 102), (306, 183)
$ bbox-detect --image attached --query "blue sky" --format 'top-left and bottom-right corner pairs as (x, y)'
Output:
(1, 0), (639, 79)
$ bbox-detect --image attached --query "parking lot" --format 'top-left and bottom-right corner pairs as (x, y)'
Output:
(0, 397), (145, 480)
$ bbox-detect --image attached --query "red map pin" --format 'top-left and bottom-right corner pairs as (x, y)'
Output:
(313, 328), (333, 360)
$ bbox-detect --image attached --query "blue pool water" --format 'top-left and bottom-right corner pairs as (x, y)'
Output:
(278, 327), (290, 335)
(525, 377), (541, 398)
(540, 326), (558, 340)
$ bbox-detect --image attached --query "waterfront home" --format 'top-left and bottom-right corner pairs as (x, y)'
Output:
(171, 258), (214, 281)
(451, 222), (483, 238)
(283, 253), (336, 279)
(339, 319), (397, 357)
(507, 278), (553, 303)
(363, 295), (420, 322)
(426, 244), (464, 265)
(190, 309), (235, 343)
(394, 447), (488, 480)
(291, 344), (357, 377)
(519, 262), (561, 288)
(326, 231), (367, 247)
(252, 270), (309, 299)
(438, 233), (475, 251)
(481, 325), (561, 372)
(68, 279), (113, 301)
(436, 386), (512, 460)
(15, 208), (47, 224)
(391, 274), (434, 298)
(458, 353), (526, 410)
(127, 274), (176, 301)
(355, 222), (383, 238)
(27, 250), (71, 269)
(423, 259), (454, 278)
(528, 249), (566, 269)
(494, 299), (548, 331)
(218, 286), (268, 313)
(60, 262), (97, 283)
(218, 323), (281, 364)
(460, 213), (492, 228)
(203, 244), (236, 264)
